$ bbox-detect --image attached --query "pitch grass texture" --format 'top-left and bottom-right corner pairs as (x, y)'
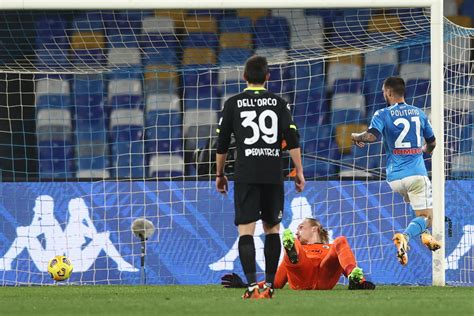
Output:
(0, 285), (472, 315)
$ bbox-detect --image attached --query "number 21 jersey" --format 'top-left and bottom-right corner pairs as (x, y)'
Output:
(369, 102), (435, 182)
(216, 87), (297, 184)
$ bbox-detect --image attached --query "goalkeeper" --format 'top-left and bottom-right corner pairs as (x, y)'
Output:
(221, 218), (375, 290)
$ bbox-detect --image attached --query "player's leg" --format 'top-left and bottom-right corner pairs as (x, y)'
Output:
(407, 176), (441, 251)
(260, 183), (285, 298)
(234, 182), (261, 299)
(388, 178), (411, 265)
(281, 237), (314, 290)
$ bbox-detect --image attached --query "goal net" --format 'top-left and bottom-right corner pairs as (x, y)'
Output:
(0, 6), (472, 286)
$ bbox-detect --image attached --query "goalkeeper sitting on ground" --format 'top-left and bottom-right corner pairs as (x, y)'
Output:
(222, 218), (375, 290)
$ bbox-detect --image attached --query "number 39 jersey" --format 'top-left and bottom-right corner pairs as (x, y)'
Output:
(216, 87), (297, 184)
(369, 102), (435, 182)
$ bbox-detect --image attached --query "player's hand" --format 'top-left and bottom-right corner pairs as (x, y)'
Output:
(221, 273), (247, 288)
(422, 144), (432, 155)
(216, 176), (228, 194)
(294, 171), (305, 192)
(351, 133), (366, 148)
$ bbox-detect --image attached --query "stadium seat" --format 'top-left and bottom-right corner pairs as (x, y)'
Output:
(399, 63), (430, 82)
(450, 154), (474, 179)
(405, 79), (431, 108)
(183, 16), (218, 33)
(109, 108), (145, 178)
(444, 0), (459, 17)
(326, 63), (362, 92)
(335, 123), (368, 154)
(107, 47), (142, 68)
(142, 16), (175, 35)
(71, 31), (105, 51)
(329, 15), (368, 48)
(285, 60), (325, 96)
(292, 92), (328, 128)
(398, 44), (430, 64)
(183, 33), (219, 48)
(287, 15), (325, 50)
(302, 125), (339, 178)
(38, 140), (75, 178)
(219, 33), (253, 50)
(145, 109), (182, 153)
(108, 79), (143, 109)
(35, 15), (68, 47)
(183, 110), (218, 151)
(144, 65), (178, 94)
(36, 108), (72, 141)
(368, 14), (402, 34)
(182, 47), (217, 65)
(365, 48), (398, 66)
(35, 78), (71, 109)
(154, 9), (187, 30)
(220, 17), (253, 33)
(333, 79), (362, 94)
(363, 62), (398, 117)
(254, 16), (290, 49)
(182, 67), (219, 110)
(146, 93), (180, 112)
(76, 169), (110, 178)
(219, 67), (245, 97)
(237, 9), (269, 24)
(330, 93), (365, 125)
(444, 36), (471, 65)
(460, 1), (474, 21)
(148, 154), (185, 178)
(218, 48), (252, 65)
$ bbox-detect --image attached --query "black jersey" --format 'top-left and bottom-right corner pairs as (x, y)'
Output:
(216, 87), (298, 184)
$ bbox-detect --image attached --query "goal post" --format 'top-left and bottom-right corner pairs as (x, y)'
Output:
(0, 0), (457, 286)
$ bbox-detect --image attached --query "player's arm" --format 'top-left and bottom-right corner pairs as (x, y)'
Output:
(281, 103), (305, 192)
(352, 110), (384, 148)
(421, 112), (436, 155)
(215, 101), (233, 193)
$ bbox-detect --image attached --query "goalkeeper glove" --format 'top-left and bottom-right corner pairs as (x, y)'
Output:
(221, 273), (247, 288)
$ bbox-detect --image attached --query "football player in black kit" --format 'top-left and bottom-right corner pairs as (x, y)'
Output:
(215, 55), (305, 299)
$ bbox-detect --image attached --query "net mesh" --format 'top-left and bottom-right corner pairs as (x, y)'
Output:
(0, 8), (472, 285)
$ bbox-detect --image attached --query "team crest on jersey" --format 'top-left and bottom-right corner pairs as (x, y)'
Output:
(323, 245), (330, 249)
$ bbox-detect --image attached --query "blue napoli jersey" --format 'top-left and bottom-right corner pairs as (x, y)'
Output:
(369, 103), (435, 182)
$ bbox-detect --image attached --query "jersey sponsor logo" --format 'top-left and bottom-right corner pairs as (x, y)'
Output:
(237, 98), (278, 108)
(392, 148), (422, 155)
(245, 148), (280, 157)
(305, 249), (323, 254)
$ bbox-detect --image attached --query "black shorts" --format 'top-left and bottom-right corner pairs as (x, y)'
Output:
(233, 182), (284, 226)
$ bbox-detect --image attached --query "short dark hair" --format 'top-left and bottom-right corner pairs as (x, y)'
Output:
(383, 76), (406, 97)
(244, 55), (268, 84)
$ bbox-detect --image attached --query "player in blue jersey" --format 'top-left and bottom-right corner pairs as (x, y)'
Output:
(351, 76), (441, 266)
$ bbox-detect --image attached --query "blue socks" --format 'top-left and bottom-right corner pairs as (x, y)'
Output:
(403, 216), (428, 242)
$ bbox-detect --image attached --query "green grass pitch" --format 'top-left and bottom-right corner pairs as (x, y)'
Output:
(0, 285), (472, 315)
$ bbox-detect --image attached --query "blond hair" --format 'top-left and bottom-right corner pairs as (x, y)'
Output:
(305, 218), (329, 244)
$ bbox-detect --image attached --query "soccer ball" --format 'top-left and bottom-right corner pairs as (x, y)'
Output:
(48, 256), (73, 281)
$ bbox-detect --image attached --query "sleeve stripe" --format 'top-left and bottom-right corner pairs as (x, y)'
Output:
(289, 124), (297, 130)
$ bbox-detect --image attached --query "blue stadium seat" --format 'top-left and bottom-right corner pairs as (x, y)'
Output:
(329, 15), (368, 47)
(254, 16), (290, 49)
(285, 61), (325, 96)
(73, 13), (104, 31)
(220, 17), (253, 33)
(399, 43), (430, 64)
(219, 48), (252, 65)
(363, 64), (398, 117)
(183, 33), (219, 48)
(74, 74), (105, 95)
(183, 87), (220, 110)
(77, 156), (108, 170)
(444, 63), (470, 93)
(460, 1), (474, 21)
(142, 47), (177, 66)
(405, 79), (430, 108)
(35, 15), (68, 47)
(109, 109), (145, 178)
(108, 78), (143, 109)
(304, 9), (339, 27)
(292, 92), (328, 128)
(450, 154), (474, 179)
(38, 140), (75, 178)
(333, 79), (362, 94)
(189, 9), (235, 20)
